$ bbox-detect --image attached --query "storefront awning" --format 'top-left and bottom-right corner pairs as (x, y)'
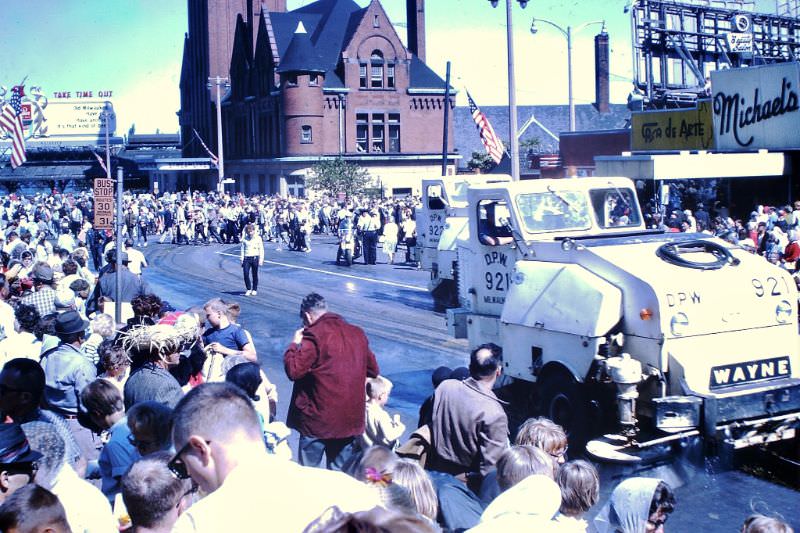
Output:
(594, 151), (787, 180)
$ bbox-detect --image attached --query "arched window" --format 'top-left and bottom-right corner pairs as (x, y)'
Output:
(370, 50), (384, 89)
(301, 125), (312, 144)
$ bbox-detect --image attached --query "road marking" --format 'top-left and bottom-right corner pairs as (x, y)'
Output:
(215, 251), (428, 292)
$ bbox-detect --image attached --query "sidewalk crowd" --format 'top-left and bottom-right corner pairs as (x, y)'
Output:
(0, 189), (793, 532)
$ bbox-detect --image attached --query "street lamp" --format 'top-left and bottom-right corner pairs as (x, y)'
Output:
(207, 76), (230, 194)
(489, 0), (528, 181)
(530, 18), (605, 132)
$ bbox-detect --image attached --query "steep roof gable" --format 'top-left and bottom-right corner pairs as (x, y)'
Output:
(342, 0), (409, 62)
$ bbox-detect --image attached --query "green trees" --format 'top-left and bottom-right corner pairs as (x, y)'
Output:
(306, 158), (372, 198)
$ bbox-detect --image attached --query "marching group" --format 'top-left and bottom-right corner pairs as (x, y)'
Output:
(0, 190), (793, 532)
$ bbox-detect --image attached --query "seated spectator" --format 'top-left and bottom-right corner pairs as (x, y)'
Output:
(496, 445), (556, 490)
(122, 452), (195, 533)
(303, 505), (440, 533)
(169, 383), (379, 532)
(98, 340), (131, 392)
(468, 475), (562, 532)
(0, 303), (41, 366)
(81, 379), (140, 505)
(0, 423), (42, 504)
(741, 514), (794, 533)
(201, 298), (256, 375)
(122, 321), (189, 410)
(23, 421), (117, 533)
(594, 477), (676, 533)
(553, 459), (600, 532)
(392, 459), (438, 522)
(417, 365), (452, 428)
(127, 401), (173, 457)
(224, 356), (277, 423)
(0, 484), (71, 533)
(0, 359), (84, 474)
(83, 313), (116, 366)
(361, 376), (406, 451)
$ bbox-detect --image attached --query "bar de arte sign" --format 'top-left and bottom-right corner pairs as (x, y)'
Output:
(712, 62), (800, 151)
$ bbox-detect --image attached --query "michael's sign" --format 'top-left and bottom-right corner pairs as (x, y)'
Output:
(712, 62), (800, 151)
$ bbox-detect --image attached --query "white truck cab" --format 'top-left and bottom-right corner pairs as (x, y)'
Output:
(448, 176), (800, 459)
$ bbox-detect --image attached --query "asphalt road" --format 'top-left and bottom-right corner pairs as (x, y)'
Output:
(140, 235), (799, 531)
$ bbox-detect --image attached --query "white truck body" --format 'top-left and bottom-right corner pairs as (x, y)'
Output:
(450, 176), (800, 450)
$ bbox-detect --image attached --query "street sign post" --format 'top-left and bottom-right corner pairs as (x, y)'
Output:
(93, 177), (114, 230)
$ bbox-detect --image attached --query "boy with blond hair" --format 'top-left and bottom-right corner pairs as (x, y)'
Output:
(361, 376), (406, 450)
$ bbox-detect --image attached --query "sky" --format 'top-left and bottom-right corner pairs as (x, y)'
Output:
(0, 0), (779, 135)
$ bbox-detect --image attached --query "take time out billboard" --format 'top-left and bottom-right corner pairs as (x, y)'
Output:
(711, 62), (800, 151)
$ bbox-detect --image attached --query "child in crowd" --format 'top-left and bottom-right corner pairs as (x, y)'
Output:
(362, 376), (406, 450)
(554, 459), (600, 532)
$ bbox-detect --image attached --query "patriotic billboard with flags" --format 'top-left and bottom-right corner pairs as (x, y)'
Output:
(467, 90), (504, 165)
(0, 86), (27, 168)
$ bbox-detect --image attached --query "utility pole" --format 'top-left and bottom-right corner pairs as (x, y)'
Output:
(207, 76), (229, 194)
(115, 166), (123, 324)
(441, 61), (451, 177)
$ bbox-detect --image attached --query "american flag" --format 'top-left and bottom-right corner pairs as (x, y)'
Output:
(0, 86), (27, 169)
(467, 90), (504, 165)
(193, 128), (218, 167)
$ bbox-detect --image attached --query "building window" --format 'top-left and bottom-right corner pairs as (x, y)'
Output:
(370, 51), (384, 88)
(373, 15), (380, 27)
(359, 64), (367, 88)
(356, 113), (368, 152)
(285, 74), (297, 87)
(301, 125), (312, 144)
(371, 113), (385, 152)
(309, 74), (319, 86)
(387, 64), (395, 88)
(388, 113), (400, 152)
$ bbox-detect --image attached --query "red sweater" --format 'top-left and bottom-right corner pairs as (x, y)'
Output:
(284, 313), (379, 439)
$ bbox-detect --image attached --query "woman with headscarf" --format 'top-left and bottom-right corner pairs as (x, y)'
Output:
(594, 477), (676, 533)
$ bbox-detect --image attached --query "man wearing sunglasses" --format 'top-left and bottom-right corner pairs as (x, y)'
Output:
(169, 383), (379, 533)
(0, 423), (41, 504)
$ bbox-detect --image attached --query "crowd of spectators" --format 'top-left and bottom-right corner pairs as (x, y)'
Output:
(0, 189), (794, 532)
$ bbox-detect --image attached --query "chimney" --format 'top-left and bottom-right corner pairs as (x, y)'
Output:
(406, 0), (426, 62)
(594, 31), (610, 113)
(263, 0), (286, 12)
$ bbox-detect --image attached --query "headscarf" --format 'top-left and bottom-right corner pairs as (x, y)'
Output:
(593, 477), (662, 533)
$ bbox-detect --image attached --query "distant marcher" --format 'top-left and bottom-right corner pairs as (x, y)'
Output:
(240, 223), (264, 296)
(382, 218), (399, 264)
(284, 293), (380, 470)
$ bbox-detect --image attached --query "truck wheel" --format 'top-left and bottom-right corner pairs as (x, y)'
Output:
(336, 248), (343, 265)
(539, 369), (590, 451)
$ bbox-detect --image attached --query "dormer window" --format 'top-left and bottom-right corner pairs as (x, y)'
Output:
(309, 73), (319, 86)
(285, 74), (298, 87)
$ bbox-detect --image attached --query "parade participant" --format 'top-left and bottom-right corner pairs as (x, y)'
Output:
(400, 212), (418, 266)
(125, 238), (148, 276)
(382, 216), (399, 264)
(284, 293), (379, 469)
(169, 383), (379, 533)
(240, 223), (263, 296)
(358, 208), (380, 265)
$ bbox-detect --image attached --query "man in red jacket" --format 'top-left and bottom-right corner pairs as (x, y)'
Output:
(284, 293), (380, 470)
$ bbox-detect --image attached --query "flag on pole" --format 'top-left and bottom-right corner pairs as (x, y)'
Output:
(0, 86), (27, 169)
(192, 128), (218, 167)
(91, 150), (108, 174)
(466, 90), (504, 165)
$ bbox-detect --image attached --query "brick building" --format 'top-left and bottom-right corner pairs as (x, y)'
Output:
(177, 0), (456, 197)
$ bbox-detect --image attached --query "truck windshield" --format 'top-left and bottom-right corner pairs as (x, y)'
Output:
(515, 190), (592, 233)
(589, 188), (641, 228)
